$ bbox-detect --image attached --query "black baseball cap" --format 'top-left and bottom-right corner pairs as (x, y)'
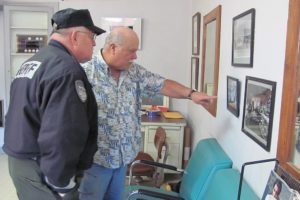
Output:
(51, 8), (106, 35)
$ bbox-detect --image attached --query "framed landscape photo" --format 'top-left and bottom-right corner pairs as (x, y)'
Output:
(100, 17), (142, 49)
(242, 76), (276, 151)
(191, 57), (199, 90)
(192, 12), (201, 55)
(232, 8), (255, 67)
(227, 76), (240, 117)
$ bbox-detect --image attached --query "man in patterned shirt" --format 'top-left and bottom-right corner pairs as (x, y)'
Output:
(79, 27), (216, 200)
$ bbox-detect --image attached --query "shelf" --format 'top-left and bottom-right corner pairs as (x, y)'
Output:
(10, 26), (48, 30)
(11, 53), (34, 56)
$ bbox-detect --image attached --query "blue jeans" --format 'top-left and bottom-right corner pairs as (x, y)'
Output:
(79, 163), (127, 200)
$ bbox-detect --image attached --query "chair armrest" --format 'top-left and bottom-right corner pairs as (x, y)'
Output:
(129, 159), (183, 175)
(128, 189), (184, 200)
(139, 159), (180, 171)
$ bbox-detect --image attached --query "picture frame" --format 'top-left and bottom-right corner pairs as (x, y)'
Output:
(227, 76), (241, 117)
(242, 76), (276, 151)
(191, 57), (199, 90)
(192, 12), (201, 55)
(99, 17), (142, 49)
(205, 83), (214, 96)
(0, 100), (3, 127)
(261, 170), (296, 200)
(232, 8), (255, 67)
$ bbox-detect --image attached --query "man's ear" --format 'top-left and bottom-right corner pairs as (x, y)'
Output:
(111, 43), (118, 54)
(70, 30), (79, 46)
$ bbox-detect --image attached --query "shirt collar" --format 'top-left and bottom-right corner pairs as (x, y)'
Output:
(97, 49), (129, 78)
(96, 49), (109, 75)
(49, 39), (71, 55)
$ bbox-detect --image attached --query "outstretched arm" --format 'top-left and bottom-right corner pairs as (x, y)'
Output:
(160, 79), (217, 109)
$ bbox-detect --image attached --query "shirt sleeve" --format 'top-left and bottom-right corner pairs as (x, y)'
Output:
(132, 64), (166, 95)
(38, 71), (92, 188)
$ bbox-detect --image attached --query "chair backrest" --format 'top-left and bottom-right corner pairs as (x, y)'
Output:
(154, 127), (167, 161)
(179, 138), (233, 200)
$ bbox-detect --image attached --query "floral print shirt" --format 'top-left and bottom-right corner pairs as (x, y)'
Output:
(82, 51), (165, 168)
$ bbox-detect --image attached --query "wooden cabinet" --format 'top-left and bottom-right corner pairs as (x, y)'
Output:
(141, 115), (186, 172)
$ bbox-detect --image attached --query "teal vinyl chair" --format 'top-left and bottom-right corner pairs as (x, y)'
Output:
(125, 138), (233, 200)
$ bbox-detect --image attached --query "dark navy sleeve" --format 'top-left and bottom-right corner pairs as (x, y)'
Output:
(38, 71), (92, 188)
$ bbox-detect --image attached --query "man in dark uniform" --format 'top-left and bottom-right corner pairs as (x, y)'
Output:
(2, 8), (105, 200)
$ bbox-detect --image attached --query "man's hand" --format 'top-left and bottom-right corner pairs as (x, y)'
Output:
(190, 91), (217, 109)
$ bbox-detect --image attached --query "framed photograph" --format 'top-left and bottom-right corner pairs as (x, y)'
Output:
(232, 8), (255, 67)
(205, 83), (214, 96)
(192, 12), (201, 55)
(227, 76), (241, 117)
(191, 57), (199, 90)
(100, 17), (142, 49)
(0, 100), (3, 127)
(242, 76), (276, 151)
(262, 170), (296, 200)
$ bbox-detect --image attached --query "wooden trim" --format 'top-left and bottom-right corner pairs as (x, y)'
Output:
(277, 0), (300, 180)
(201, 5), (221, 117)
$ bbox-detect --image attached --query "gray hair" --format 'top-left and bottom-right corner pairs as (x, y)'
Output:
(104, 31), (124, 48)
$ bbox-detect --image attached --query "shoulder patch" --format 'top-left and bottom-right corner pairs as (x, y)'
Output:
(15, 61), (41, 79)
(75, 80), (87, 103)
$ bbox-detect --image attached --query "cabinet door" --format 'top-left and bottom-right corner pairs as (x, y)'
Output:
(3, 3), (57, 111)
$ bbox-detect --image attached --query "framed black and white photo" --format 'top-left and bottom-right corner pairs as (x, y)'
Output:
(242, 76), (276, 151)
(227, 76), (240, 117)
(232, 8), (255, 67)
(0, 100), (3, 127)
(191, 57), (199, 90)
(192, 12), (201, 55)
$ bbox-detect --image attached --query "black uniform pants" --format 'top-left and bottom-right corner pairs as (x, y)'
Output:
(8, 156), (79, 200)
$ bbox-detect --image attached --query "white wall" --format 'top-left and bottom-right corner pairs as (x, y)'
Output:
(188, 0), (289, 197)
(0, 5), (5, 152)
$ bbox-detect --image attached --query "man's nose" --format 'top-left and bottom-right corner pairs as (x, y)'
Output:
(132, 52), (137, 59)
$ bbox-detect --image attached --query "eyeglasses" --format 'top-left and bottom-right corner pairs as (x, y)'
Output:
(77, 31), (97, 41)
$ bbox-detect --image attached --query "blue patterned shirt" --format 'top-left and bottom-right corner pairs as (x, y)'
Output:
(82, 51), (165, 168)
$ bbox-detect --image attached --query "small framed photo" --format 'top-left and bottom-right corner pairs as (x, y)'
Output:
(232, 8), (255, 67)
(242, 76), (276, 151)
(0, 100), (3, 127)
(262, 170), (295, 200)
(192, 12), (201, 55)
(191, 57), (199, 90)
(227, 76), (240, 117)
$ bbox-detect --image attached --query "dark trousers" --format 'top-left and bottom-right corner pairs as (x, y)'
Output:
(8, 156), (79, 200)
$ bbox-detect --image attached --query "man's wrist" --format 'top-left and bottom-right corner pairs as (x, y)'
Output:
(187, 89), (196, 100)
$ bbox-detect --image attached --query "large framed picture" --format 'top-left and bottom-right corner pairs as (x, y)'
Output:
(227, 76), (240, 117)
(191, 57), (199, 90)
(242, 76), (276, 151)
(100, 17), (142, 49)
(192, 12), (201, 55)
(232, 8), (255, 67)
